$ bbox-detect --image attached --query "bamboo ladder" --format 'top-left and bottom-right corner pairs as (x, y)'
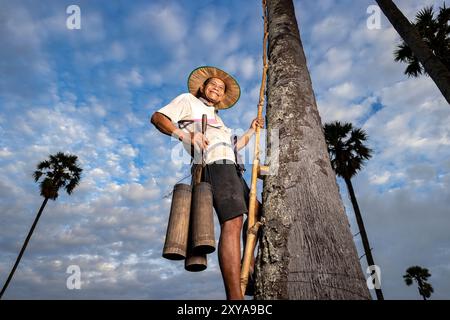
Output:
(240, 0), (269, 297)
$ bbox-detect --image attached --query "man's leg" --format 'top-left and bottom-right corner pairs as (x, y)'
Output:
(218, 215), (244, 300)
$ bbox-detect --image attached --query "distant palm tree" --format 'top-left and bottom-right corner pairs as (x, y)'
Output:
(375, 0), (450, 104)
(0, 152), (82, 299)
(324, 121), (384, 300)
(394, 4), (450, 77)
(403, 266), (434, 300)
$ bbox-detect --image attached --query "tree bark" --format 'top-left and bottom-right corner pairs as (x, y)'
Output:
(345, 177), (384, 300)
(255, 0), (371, 300)
(0, 197), (49, 299)
(376, 0), (450, 104)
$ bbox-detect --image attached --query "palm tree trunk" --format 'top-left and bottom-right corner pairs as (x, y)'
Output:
(417, 279), (427, 300)
(344, 177), (384, 300)
(421, 292), (427, 301)
(255, 0), (371, 300)
(0, 197), (49, 299)
(375, 0), (450, 104)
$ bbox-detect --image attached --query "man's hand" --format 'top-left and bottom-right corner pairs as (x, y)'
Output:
(188, 132), (209, 151)
(250, 117), (265, 131)
(151, 113), (209, 151)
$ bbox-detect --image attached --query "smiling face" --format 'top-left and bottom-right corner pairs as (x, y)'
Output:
(201, 77), (226, 105)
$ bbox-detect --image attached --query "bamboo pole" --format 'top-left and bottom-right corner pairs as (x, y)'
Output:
(192, 114), (208, 185)
(185, 115), (209, 270)
(240, 0), (269, 296)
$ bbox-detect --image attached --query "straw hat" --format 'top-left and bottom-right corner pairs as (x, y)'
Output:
(188, 66), (241, 110)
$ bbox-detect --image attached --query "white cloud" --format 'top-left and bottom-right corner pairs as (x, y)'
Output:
(312, 15), (350, 43)
(109, 42), (126, 62)
(115, 68), (144, 88)
(89, 168), (109, 180)
(0, 147), (13, 157)
(223, 54), (260, 81)
(95, 128), (115, 148)
(369, 171), (391, 185)
(77, 12), (105, 43)
(313, 47), (353, 86)
(328, 82), (360, 100)
(127, 162), (140, 182)
(195, 9), (229, 44)
(132, 3), (187, 44)
(119, 145), (139, 158)
(240, 56), (258, 80)
(119, 182), (160, 203)
(318, 95), (372, 124)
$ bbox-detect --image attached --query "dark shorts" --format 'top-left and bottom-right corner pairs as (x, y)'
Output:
(201, 160), (251, 225)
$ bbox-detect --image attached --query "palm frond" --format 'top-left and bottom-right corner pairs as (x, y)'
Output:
(415, 6), (435, 25)
(33, 170), (43, 182)
(405, 59), (424, 77)
(394, 43), (414, 62)
(36, 160), (51, 171)
(437, 3), (450, 27)
(404, 277), (413, 286)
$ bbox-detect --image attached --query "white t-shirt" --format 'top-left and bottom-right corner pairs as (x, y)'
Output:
(156, 93), (236, 165)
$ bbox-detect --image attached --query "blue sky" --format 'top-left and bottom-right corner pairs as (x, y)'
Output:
(0, 0), (449, 300)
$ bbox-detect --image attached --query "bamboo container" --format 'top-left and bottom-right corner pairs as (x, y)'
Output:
(162, 183), (192, 260)
(184, 238), (208, 272)
(191, 182), (215, 254)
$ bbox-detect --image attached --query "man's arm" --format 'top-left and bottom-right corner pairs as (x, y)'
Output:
(150, 112), (209, 150)
(150, 112), (186, 141)
(235, 128), (255, 151)
(235, 117), (264, 151)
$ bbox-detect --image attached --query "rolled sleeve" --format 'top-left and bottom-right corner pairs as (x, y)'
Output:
(156, 93), (192, 124)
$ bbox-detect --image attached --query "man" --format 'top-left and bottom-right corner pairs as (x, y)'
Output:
(150, 66), (263, 300)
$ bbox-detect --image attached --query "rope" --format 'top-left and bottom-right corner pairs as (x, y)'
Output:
(161, 172), (192, 199)
(280, 279), (371, 300)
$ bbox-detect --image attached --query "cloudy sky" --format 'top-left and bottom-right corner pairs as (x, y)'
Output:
(0, 0), (449, 300)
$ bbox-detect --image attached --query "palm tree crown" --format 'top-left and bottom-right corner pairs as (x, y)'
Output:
(394, 3), (450, 77)
(33, 152), (82, 200)
(403, 266), (434, 300)
(323, 121), (373, 179)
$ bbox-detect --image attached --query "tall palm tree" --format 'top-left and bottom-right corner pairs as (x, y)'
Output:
(403, 266), (434, 300)
(256, 0), (371, 299)
(375, 0), (450, 104)
(394, 4), (450, 78)
(0, 152), (82, 299)
(324, 122), (384, 300)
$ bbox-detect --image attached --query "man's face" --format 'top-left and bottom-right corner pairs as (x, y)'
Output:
(202, 78), (226, 104)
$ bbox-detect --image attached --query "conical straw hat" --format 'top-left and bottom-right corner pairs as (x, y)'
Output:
(188, 66), (241, 110)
